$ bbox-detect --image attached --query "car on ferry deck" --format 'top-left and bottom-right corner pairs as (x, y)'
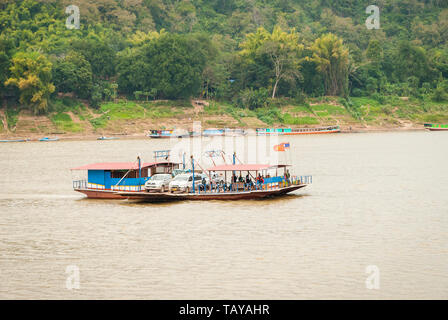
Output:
(145, 173), (173, 192)
(169, 173), (203, 193)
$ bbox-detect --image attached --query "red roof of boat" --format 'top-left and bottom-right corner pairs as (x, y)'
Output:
(207, 164), (289, 171)
(71, 161), (177, 170)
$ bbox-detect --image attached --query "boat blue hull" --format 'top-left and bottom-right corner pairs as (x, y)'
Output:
(0, 139), (27, 142)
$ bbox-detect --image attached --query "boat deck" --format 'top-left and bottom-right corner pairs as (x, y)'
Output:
(116, 184), (307, 202)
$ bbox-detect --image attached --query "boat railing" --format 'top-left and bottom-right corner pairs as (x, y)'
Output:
(73, 180), (109, 191)
(188, 175), (313, 194)
(73, 180), (88, 190)
(292, 175), (313, 184)
(111, 184), (145, 192)
(74, 175), (312, 193)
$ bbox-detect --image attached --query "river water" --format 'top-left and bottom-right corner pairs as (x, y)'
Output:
(0, 131), (447, 299)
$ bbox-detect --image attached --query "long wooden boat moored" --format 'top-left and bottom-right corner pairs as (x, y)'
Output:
(148, 129), (190, 138)
(0, 139), (28, 143)
(425, 123), (448, 131)
(97, 136), (119, 140)
(39, 137), (59, 141)
(202, 128), (225, 137)
(148, 129), (173, 138)
(224, 128), (246, 136)
(256, 126), (340, 135)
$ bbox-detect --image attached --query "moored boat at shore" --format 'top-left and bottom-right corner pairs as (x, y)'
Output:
(97, 136), (119, 140)
(148, 129), (190, 138)
(39, 137), (59, 141)
(224, 128), (246, 136)
(148, 127), (247, 138)
(424, 123), (448, 131)
(148, 129), (173, 138)
(202, 128), (225, 137)
(202, 128), (247, 137)
(256, 126), (340, 135)
(0, 138), (29, 142)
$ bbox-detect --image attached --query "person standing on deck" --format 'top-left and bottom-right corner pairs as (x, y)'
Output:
(245, 173), (252, 189)
(201, 176), (207, 191)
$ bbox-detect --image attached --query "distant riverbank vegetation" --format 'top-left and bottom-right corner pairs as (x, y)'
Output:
(1, 0), (448, 130)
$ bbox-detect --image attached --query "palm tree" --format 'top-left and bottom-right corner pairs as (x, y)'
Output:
(310, 33), (349, 96)
(240, 26), (304, 99)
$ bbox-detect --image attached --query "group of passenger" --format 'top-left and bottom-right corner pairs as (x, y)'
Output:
(198, 170), (292, 193)
(231, 173), (255, 189)
(229, 172), (280, 189)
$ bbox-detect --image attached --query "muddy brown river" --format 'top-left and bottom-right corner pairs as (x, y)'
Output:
(0, 131), (447, 299)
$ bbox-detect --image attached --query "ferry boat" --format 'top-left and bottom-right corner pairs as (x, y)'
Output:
(424, 123), (448, 131)
(72, 160), (180, 199)
(116, 158), (311, 202)
(72, 150), (180, 199)
(256, 126), (340, 135)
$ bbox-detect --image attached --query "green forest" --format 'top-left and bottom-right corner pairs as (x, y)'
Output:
(1, 0), (448, 132)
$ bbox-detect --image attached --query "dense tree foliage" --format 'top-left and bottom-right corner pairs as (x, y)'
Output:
(0, 0), (447, 113)
(310, 33), (349, 96)
(5, 51), (55, 114)
(0, 35), (15, 100)
(240, 26), (304, 98)
(53, 51), (93, 98)
(117, 33), (210, 99)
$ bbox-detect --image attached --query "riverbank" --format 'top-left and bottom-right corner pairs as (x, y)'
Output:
(0, 126), (429, 142)
(1, 96), (446, 140)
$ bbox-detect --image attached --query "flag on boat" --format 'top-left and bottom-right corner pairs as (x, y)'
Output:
(273, 142), (290, 152)
(274, 144), (285, 151)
